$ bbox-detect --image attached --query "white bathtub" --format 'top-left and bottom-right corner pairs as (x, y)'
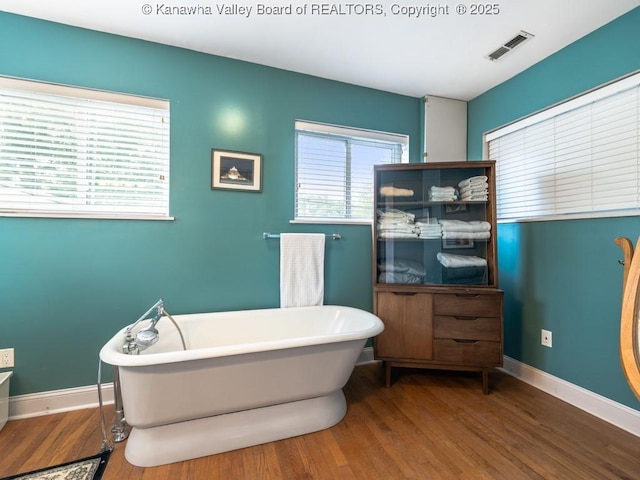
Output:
(99, 305), (384, 467)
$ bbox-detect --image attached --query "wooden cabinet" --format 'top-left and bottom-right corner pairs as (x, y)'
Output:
(375, 292), (433, 360)
(373, 161), (503, 394)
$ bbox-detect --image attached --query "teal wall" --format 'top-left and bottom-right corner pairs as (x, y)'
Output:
(0, 12), (422, 396)
(468, 7), (640, 410)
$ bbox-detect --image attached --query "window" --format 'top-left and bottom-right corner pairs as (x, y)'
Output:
(486, 71), (640, 222)
(295, 120), (408, 223)
(0, 76), (170, 219)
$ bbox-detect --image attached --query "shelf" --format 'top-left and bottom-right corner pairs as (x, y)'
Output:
(377, 237), (489, 242)
(377, 200), (488, 207)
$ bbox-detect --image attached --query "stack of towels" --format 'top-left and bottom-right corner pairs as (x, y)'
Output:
(377, 209), (419, 238)
(378, 210), (446, 240)
(440, 219), (491, 240)
(436, 252), (488, 285)
(458, 175), (489, 201)
(415, 217), (442, 239)
(428, 185), (458, 202)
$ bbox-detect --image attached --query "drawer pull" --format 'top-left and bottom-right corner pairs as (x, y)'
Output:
(454, 293), (480, 298)
(453, 339), (479, 344)
(454, 316), (478, 321)
(392, 292), (416, 296)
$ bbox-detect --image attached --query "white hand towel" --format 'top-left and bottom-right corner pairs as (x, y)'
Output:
(280, 233), (325, 308)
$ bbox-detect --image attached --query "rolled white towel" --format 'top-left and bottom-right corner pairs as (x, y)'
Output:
(380, 186), (414, 197)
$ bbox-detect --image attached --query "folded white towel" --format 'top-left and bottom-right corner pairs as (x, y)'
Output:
(378, 219), (415, 228)
(429, 194), (458, 202)
(439, 220), (491, 232)
(461, 193), (488, 201)
(379, 231), (419, 239)
(460, 184), (488, 195)
(379, 227), (419, 236)
(430, 186), (457, 194)
(458, 176), (488, 188)
(442, 231), (490, 240)
(437, 252), (487, 268)
(416, 224), (441, 229)
(280, 233), (325, 308)
(377, 209), (415, 222)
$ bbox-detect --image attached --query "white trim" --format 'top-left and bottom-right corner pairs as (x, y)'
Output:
(0, 212), (175, 221)
(295, 120), (409, 146)
(289, 219), (371, 225)
(501, 356), (640, 437)
(497, 209), (640, 224)
(8, 383), (114, 421)
(356, 346), (377, 366)
(0, 75), (169, 110)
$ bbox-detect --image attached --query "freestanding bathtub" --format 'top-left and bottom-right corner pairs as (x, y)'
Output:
(99, 305), (384, 467)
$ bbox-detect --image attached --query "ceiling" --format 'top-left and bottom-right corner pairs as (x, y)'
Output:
(2, 0), (639, 100)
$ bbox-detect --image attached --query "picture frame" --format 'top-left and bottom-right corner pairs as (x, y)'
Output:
(442, 238), (475, 249)
(444, 203), (469, 214)
(211, 149), (263, 192)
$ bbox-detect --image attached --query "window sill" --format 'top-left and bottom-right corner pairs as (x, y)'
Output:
(290, 219), (372, 226)
(0, 211), (175, 221)
(497, 209), (640, 223)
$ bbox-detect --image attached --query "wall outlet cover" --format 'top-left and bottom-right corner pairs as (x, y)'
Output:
(0, 349), (14, 368)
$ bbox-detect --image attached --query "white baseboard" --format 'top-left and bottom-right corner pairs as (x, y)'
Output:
(501, 356), (640, 437)
(9, 383), (114, 421)
(7, 351), (640, 440)
(356, 346), (377, 366)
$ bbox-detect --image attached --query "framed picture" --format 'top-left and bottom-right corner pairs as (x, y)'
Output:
(444, 203), (469, 214)
(442, 238), (475, 249)
(211, 149), (263, 192)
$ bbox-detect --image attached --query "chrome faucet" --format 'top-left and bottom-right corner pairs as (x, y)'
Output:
(122, 299), (164, 354)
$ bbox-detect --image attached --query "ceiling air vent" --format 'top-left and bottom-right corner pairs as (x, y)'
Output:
(488, 31), (534, 61)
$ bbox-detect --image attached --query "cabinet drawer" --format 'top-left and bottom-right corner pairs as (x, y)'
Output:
(434, 316), (500, 342)
(434, 339), (501, 365)
(433, 293), (502, 317)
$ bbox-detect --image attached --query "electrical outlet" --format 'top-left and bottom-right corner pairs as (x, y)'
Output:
(541, 329), (552, 348)
(0, 348), (14, 368)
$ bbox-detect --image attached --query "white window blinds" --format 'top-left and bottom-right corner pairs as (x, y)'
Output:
(0, 76), (170, 219)
(486, 72), (640, 222)
(295, 120), (408, 222)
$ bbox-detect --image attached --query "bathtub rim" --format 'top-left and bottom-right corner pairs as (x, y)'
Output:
(99, 305), (383, 368)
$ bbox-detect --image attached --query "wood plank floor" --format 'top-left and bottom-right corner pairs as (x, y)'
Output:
(1, 364), (640, 479)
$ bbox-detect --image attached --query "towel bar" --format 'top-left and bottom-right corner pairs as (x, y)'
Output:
(263, 232), (341, 240)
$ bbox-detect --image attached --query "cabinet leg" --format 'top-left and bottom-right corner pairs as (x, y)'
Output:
(482, 368), (489, 395)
